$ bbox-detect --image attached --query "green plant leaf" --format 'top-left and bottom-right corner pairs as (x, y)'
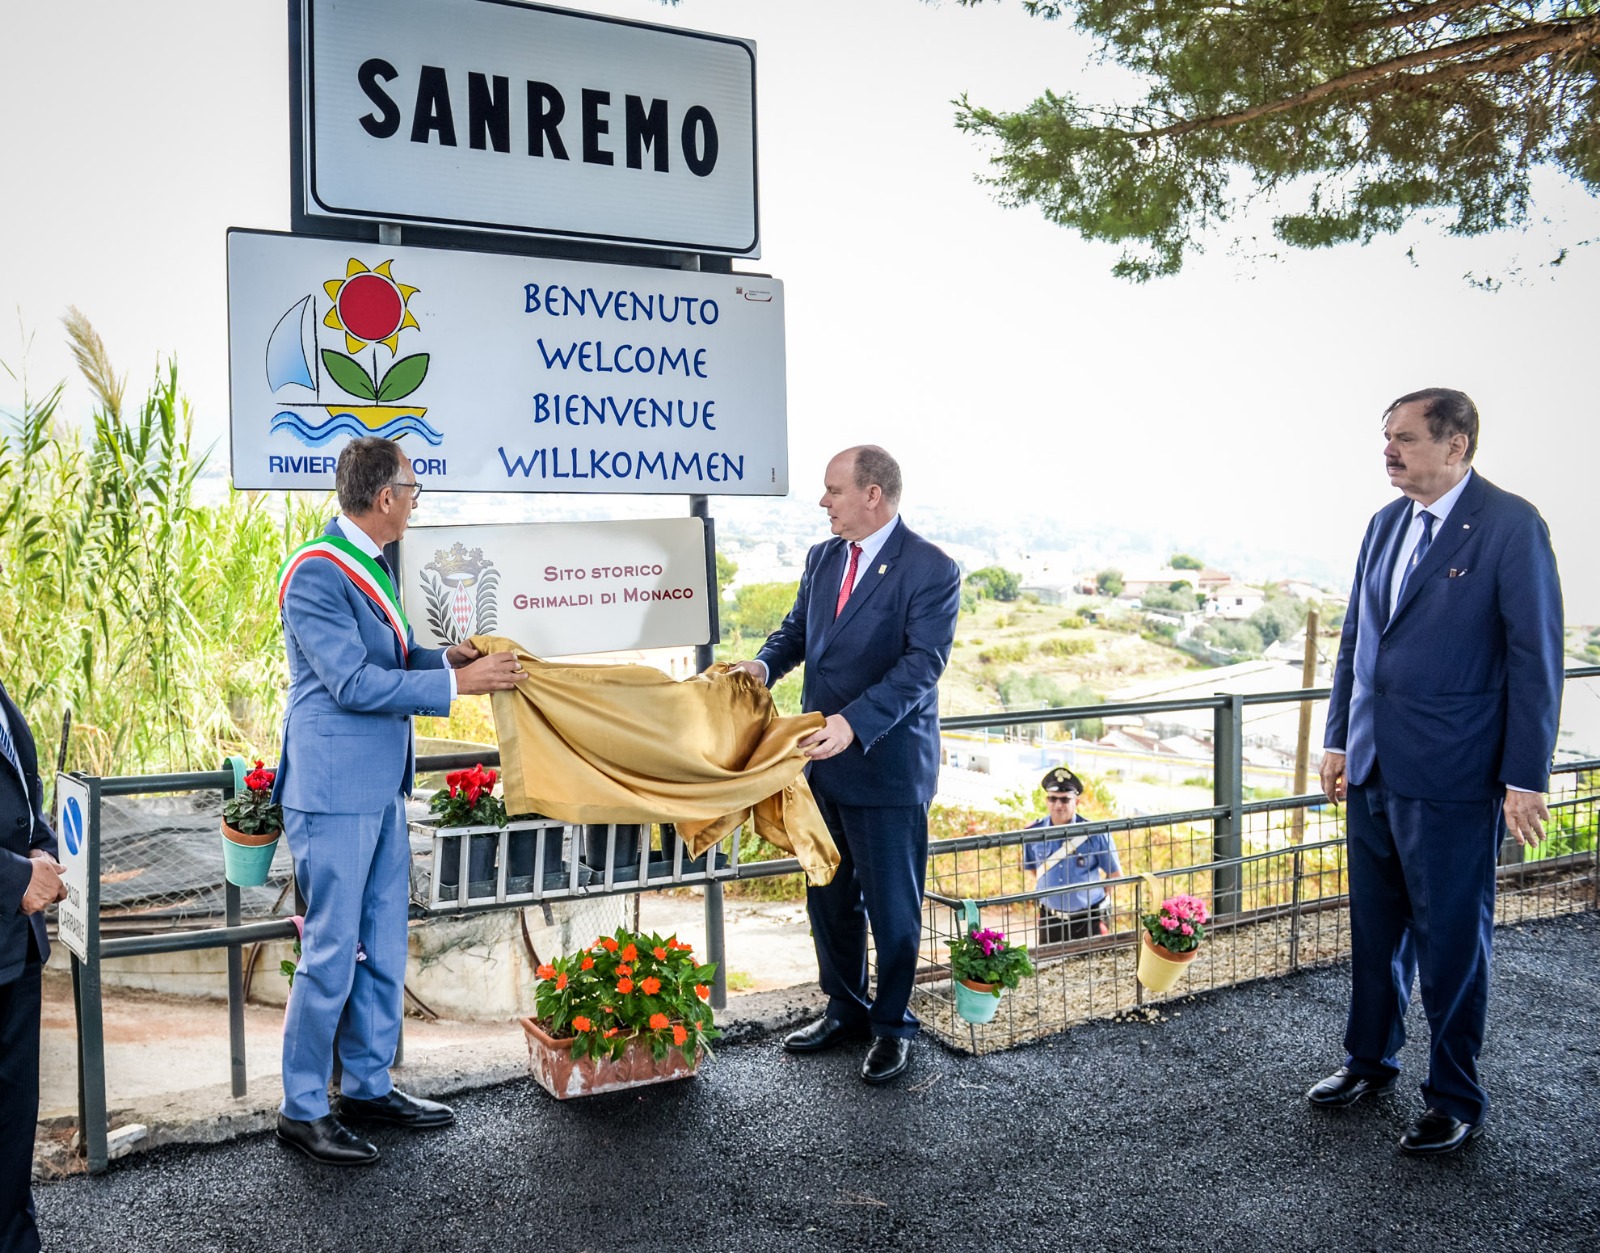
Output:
(322, 350), (377, 400)
(377, 353), (430, 403)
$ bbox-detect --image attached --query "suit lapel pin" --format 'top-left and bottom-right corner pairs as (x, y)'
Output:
(1462, 523), (1471, 529)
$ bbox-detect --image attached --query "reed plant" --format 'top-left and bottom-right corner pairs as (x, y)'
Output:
(1, 315), (327, 775)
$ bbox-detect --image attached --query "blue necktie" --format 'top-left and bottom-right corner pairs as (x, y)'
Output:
(1399, 510), (1436, 599)
(0, 712), (23, 781)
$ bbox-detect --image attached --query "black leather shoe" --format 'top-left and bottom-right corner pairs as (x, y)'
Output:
(1399, 1108), (1483, 1155)
(1306, 1067), (1399, 1108)
(782, 1015), (870, 1054)
(861, 1037), (911, 1085)
(276, 1113), (379, 1166)
(337, 1088), (456, 1129)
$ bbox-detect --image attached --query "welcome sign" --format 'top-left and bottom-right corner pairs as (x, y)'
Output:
(226, 228), (787, 494)
(300, 0), (759, 255)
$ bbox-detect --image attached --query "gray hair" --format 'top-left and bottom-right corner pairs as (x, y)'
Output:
(1384, 388), (1479, 462)
(850, 445), (902, 507)
(336, 437), (406, 514)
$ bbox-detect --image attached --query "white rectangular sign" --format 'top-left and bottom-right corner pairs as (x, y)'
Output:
(400, 517), (710, 654)
(53, 774), (92, 963)
(303, 0), (759, 255)
(227, 229), (787, 494)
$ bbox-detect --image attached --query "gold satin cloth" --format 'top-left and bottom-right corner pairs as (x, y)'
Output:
(470, 636), (839, 886)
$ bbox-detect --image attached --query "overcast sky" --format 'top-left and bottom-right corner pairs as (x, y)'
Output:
(2, 0), (1596, 617)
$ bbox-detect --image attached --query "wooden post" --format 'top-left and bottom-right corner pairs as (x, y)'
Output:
(1291, 607), (1320, 844)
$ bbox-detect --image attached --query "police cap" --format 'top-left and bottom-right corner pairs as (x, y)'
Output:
(1041, 767), (1084, 796)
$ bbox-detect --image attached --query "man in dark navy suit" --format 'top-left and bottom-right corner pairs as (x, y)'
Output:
(1313, 388), (1564, 1155)
(733, 445), (960, 1085)
(1, 676), (65, 1253)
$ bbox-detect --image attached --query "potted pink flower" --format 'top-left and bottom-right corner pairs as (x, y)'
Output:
(949, 923), (1034, 1024)
(1137, 878), (1211, 993)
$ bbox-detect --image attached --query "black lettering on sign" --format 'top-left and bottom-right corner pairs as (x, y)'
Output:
(625, 96), (669, 172)
(526, 82), (569, 160)
(682, 105), (718, 177)
(358, 59), (402, 139)
(411, 65), (458, 147)
(468, 72), (510, 153)
(582, 89), (613, 166)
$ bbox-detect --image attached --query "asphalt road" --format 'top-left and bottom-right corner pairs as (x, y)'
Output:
(36, 912), (1600, 1252)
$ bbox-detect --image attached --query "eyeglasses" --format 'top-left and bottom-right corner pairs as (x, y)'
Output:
(1046, 793), (1079, 802)
(389, 481), (422, 499)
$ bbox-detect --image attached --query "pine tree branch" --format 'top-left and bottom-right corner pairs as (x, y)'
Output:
(1118, 14), (1600, 140)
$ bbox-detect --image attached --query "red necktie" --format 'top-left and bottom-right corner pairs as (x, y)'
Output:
(835, 542), (862, 619)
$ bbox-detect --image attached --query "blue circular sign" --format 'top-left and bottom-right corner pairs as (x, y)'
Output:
(62, 795), (83, 857)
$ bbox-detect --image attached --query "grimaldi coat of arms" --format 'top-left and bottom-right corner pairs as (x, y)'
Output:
(421, 543), (499, 645)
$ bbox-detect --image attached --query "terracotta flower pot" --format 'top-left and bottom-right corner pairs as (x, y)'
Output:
(1137, 930), (1199, 994)
(519, 1016), (698, 1100)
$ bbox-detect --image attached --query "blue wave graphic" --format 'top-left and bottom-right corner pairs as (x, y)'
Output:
(271, 411), (445, 447)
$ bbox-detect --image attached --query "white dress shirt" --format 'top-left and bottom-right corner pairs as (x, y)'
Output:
(335, 516), (456, 698)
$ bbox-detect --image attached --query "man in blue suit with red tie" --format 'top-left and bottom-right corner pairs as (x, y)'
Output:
(273, 438), (522, 1165)
(1313, 388), (1564, 1155)
(733, 446), (961, 1085)
(1, 676), (65, 1253)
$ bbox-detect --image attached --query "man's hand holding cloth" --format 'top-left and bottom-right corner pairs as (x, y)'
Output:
(469, 635), (839, 885)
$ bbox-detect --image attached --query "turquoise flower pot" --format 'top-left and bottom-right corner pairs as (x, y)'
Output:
(954, 978), (1002, 1025)
(221, 822), (281, 888)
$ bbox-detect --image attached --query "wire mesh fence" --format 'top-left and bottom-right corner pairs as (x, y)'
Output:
(915, 759), (1599, 1054)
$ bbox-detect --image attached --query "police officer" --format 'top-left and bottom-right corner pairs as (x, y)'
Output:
(1021, 767), (1121, 943)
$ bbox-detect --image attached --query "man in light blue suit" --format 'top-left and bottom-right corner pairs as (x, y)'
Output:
(734, 446), (961, 1085)
(272, 437), (522, 1166)
(1313, 389), (1563, 1156)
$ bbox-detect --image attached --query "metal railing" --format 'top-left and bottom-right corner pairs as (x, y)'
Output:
(917, 758), (1599, 1053)
(60, 665), (1600, 1169)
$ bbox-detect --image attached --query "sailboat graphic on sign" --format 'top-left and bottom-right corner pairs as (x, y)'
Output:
(266, 259), (444, 447)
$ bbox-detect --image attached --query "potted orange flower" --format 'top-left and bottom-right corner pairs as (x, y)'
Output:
(220, 758), (283, 887)
(520, 926), (720, 1099)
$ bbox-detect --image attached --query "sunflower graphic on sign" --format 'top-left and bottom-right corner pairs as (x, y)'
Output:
(265, 258), (445, 447)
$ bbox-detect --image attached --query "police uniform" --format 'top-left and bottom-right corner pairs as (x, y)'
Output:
(1022, 767), (1121, 943)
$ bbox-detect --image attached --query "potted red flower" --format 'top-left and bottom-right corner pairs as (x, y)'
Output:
(220, 758), (284, 887)
(427, 763), (506, 903)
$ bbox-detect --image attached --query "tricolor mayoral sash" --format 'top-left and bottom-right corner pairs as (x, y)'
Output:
(278, 534), (410, 657)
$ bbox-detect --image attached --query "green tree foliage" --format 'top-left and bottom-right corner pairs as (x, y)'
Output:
(1096, 567), (1124, 597)
(1249, 596), (1311, 646)
(1195, 619), (1268, 657)
(1061, 682), (1107, 740)
(1143, 585), (1200, 612)
(1170, 553), (1204, 570)
(999, 669), (1067, 709)
(720, 580), (799, 644)
(966, 565), (1023, 601)
(715, 551), (738, 599)
(950, 0), (1600, 279)
(979, 640), (1032, 665)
